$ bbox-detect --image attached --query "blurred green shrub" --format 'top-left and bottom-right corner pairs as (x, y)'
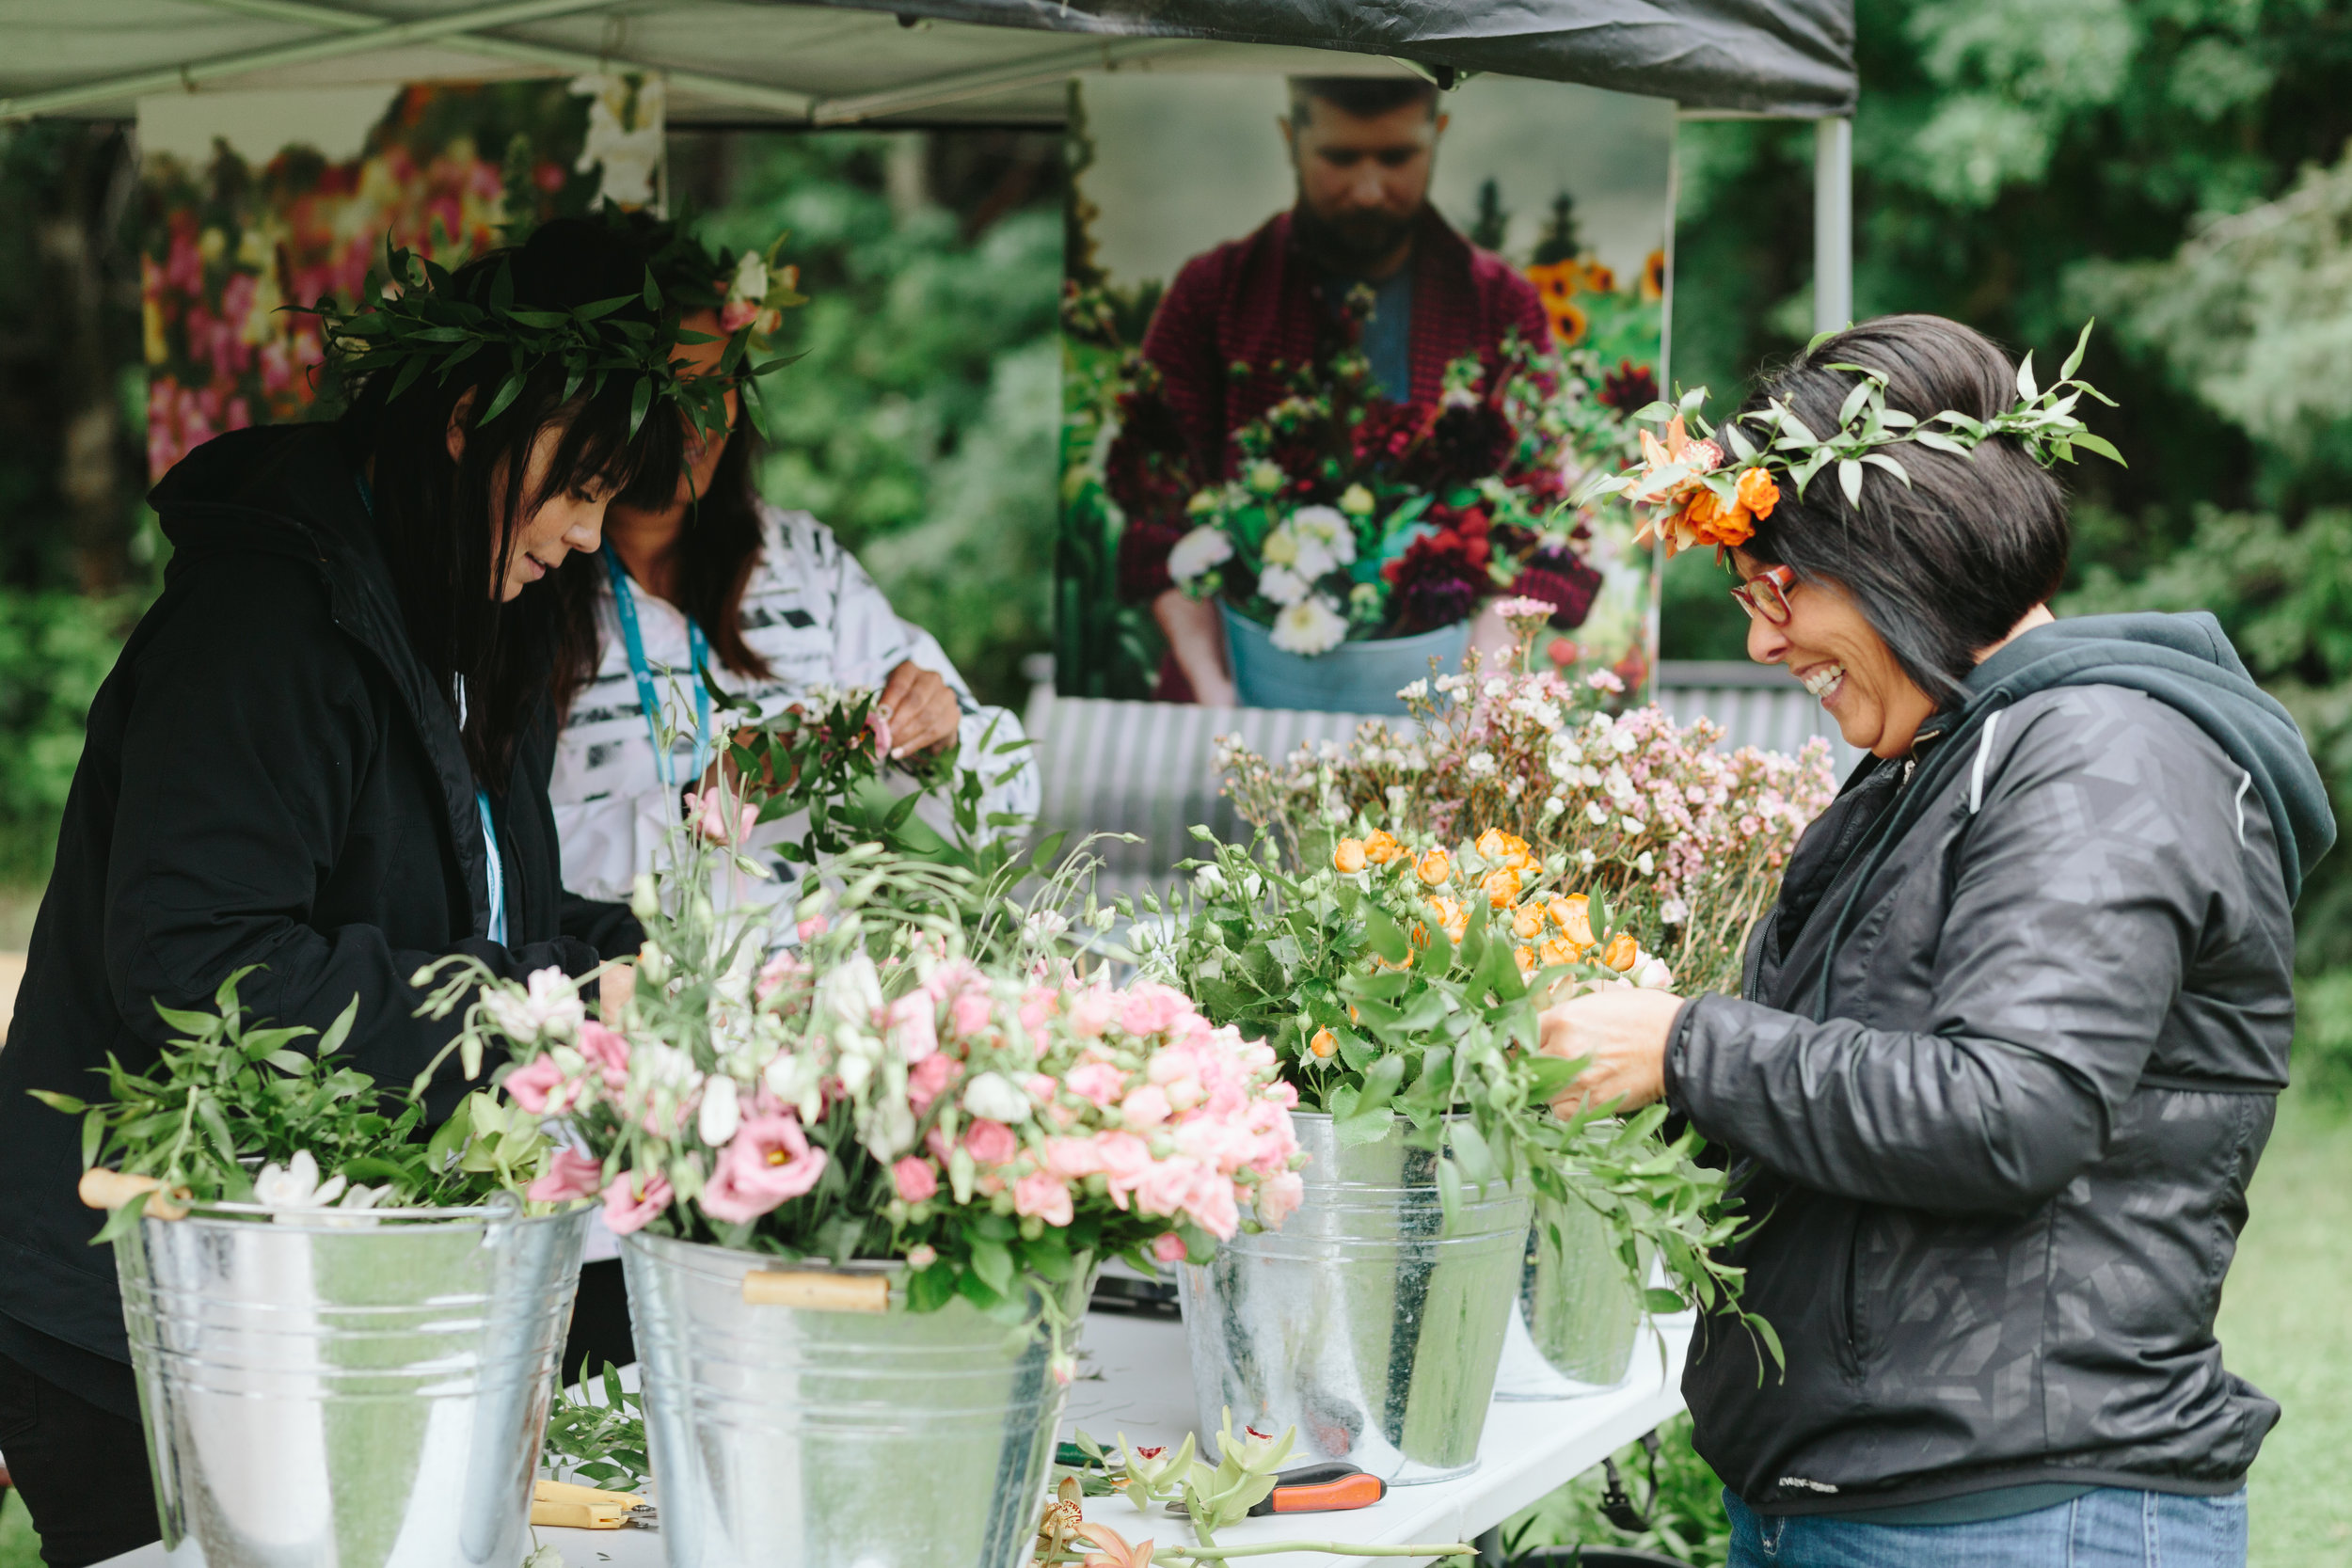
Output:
(0, 589), (129, 882)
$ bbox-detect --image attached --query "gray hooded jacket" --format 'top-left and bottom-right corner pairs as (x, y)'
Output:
(1666, 611), (2336, 1514)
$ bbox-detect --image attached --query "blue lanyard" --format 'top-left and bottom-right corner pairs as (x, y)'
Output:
(603, 548), (712, 791)
(356, 472), (508, 945)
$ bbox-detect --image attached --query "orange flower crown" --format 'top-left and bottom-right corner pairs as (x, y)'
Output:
(1572, 321), (2124, 559)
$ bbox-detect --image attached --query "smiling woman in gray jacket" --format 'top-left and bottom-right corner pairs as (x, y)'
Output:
(1543, 315), (2336, 1568)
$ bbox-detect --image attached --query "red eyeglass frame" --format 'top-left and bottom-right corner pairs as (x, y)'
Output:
(1729, 563), (1798, 626)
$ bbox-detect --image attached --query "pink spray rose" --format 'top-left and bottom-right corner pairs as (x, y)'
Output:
(907, 1052), (960, 1110)
(962, 1118), (1019, 1168)
(1012, 1170), (1074, 1227)
(1152, 1232), (1189, 1263)
(892, 1157), (939, 1203)
(1119, 984), (1190, 1037)
(1066, 1061), (1130, 1109)
(949, 990), (993, 1039)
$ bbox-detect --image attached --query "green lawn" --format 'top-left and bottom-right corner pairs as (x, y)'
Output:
(0, 1491), (36, 1568)
(2221, 1086), (2352, 1566)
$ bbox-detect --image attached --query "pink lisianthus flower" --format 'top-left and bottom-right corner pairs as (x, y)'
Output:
(526, 1148), (603, 1203)
(1152, 1232), (1189, 1264)
(1066, 1061), (1130, 1109)
(576, 1021), (631, 1090)
(796, 913), (829, 944)
(1013, 1170), (1074, 1227)
(892, 1157), (939, 1203)
(1043, 1135), (1106, 1181)
(682, 788), (760, 847)
(962, 1118), (1019, 1168)
(907, 1052), (961, 1111)
(700, 1115), (829, 1224)
(503, 1053), (582, 1116)
(1019, 987), (1060, 1034)
(601, 1169), (673, 1235)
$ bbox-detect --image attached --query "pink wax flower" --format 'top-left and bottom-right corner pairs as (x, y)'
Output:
(503, 1053), (581, 1117)
(601, 1168), (673, 1235)
(577, 1021), (631, 1089)
(526, 1148), (603, 1204)
(962, 1118), (1019, 1168)
(1066, 1061), (1128, 1109)
(700, 1115), (828, 1224)
(866, 705), (894, 758)
(907, 1052), (960, 1110)
(1152, 1232), (1189, 1264)
(892, 1156), (939, 1203)
(1013, 1170), (1073, 1227)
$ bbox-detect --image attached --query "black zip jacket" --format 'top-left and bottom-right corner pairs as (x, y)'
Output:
(1667, 611), (2334, 1514)
(0, 425), (639, 1410)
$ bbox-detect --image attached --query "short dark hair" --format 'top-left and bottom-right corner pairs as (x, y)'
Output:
(1287, 76), (1440, 127)
(1736, 314), (2071, 699)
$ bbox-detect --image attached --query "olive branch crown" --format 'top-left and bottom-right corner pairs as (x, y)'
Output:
(1574, 319), (2126, 519)
(296, 224), (805, 445)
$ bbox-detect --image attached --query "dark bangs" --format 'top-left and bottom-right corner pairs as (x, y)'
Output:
(338, 217), (667, 785)
(1736, 314), (2071, 701)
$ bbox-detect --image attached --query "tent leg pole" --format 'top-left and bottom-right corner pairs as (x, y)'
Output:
(1812, 116), (1852, 337)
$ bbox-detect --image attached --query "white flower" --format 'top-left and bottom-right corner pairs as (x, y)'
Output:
(1339, 483), (1375, 515)
(1552, 737), (1586, 768)
(1187, 488), (1220, 515)
(1621, 815), (1646, 835)
(697, 1075), (742, 1148)
(1541, 796), (1566, 821)
(1194, 863), (1227, 895)
(727, 247), (770, 308)
(763, 1049), (825, 1121)
(1256, 562), (1313, 607)
(1023, 909), (1072, 945)
(1660, 898), (1690, 925)
(1466, 752), (1498, 777)
(1287, 505), (1357, 566)
(255, 1150), (346, 1215)
(1612, 728), (1639, 756)
(1636, 851), (1656, 876)
(1632, 955), (1675, 990)
(1385, 784), (1409, 815)
(1585, 801), (1611, 828)
(962, 1070), (1031, 1124)
(816, 953), (884, 1029)
(1168, 525), (1233, 584)
(1271, 594), (1348, 656)
(482, 967), (585, 1044)
(319, 1182), (390, 1228)
(1577, 848), (1598, 870)
(1246, 460), (1285, 496)
(1397, 679), (1429, 702)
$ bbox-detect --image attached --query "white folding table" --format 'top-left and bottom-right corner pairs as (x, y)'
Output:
(98, 1309), (1689, 1568)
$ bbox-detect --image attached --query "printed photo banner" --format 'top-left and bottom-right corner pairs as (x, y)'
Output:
(1058, 72), (1675, 706)
(136, 76), (666, 481)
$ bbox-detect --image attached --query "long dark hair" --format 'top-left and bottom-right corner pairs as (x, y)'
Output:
(1736, 314), (2072, 700)
(548, 217), (776, 719)
(339, 217), (667, 784)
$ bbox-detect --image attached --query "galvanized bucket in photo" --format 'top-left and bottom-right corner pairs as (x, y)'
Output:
(116, 1196), (591, 1568)
(1492, 1194), (1645, 1399)
(1177, 1112), (1532, 1484)
(620, 1231), (1071, 1568)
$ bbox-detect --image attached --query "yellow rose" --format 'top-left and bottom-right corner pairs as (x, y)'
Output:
(1363, 830), (1405, 865)
(1549, 895), (1595, 948)
(1515, 944), (1536, 976)
(1416, 848), (1452, 886)
(1309, 1027), (1338, 1060)
(1482, 866), (1521, 910)
(1512, 903), (1546, 940)
(1333, 838), (1367, 874)
(1603, 931), (1640, 973)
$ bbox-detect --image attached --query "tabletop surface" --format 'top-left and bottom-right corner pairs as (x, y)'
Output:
(98, 1307), (1690, 1568)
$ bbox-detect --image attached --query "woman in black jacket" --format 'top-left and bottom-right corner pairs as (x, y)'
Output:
(0, 217), (672, 1566)
(1542, 316), (2334, 1567)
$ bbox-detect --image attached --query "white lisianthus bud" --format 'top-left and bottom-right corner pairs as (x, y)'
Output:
(696, 1074), (741, 1148)
(1168, 524), (1234, 585)
(1338, 483), (1375, 516)
(962, 1070), (1032, 1124)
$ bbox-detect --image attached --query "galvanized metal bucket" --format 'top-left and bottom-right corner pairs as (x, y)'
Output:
(620, 1231), (1069, 1568)
(1492, 1194), (1644, 1399)
(1176, 1113), (1531, 1484)
(116, 1196), (590, 1568)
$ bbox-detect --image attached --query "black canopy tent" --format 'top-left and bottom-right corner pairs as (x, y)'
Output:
(2, 0), (1856, 325)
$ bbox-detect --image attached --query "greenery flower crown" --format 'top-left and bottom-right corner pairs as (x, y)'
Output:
(299, 222), (806, 446)
(1573, 320), (2125, 558)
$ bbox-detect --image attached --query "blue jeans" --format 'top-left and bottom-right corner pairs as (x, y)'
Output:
(1724, 1487), (2249, 1567)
